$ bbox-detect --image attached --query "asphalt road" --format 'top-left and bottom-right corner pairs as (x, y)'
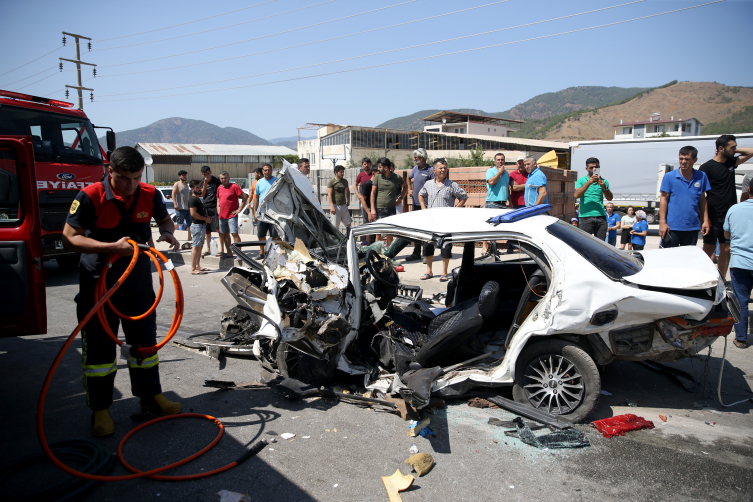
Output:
(1, 234), (752, 502)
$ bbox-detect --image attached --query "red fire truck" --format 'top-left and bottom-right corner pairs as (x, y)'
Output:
(0, 90), (114, 270)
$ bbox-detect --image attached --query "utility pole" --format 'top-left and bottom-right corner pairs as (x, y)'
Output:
(59, 32), (96, 111)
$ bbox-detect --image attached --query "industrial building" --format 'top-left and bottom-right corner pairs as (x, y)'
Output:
(297, 112), (569, 171)
(134, 143), (296, 184)
(422, 110), (522, 137)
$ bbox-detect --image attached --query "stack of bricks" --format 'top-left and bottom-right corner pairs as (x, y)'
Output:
(450, 165), (577, 222)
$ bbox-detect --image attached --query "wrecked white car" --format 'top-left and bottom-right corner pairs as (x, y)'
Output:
(205, 165), (740, 423)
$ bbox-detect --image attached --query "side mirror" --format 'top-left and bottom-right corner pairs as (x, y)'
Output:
(106, 130), (116, 152)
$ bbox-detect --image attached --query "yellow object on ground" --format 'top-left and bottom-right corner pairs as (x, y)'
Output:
(381, 469), (414, 502)
(405, 453), (435, 476)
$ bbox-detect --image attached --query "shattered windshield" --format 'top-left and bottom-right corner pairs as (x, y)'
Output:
(546, 220), (643, 281)
(0, 105), (103, 165)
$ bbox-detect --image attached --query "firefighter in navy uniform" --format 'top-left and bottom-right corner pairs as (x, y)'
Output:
(62, 146), (182, 437)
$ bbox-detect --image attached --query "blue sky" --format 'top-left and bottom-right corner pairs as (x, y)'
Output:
(2, 0), (751, 140)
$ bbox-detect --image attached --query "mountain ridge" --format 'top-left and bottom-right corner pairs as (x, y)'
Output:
(104, 117), (272, 148)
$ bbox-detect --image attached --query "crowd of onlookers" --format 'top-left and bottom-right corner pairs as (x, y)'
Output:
(567, 135), (752, 348)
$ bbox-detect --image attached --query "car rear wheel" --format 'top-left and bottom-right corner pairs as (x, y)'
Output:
(512, 339), (600, 424)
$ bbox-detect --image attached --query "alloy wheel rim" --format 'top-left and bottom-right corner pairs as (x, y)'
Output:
(523, 354), (584, 415)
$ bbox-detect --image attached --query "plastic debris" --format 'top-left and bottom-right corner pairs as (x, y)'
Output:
(281, 433), (295, 440)
(658, 413), (668, 423)
(409, 444), (418, 454)
(382, 469), (414, 502)
(217, 490), (252, 502)
(408, 418), (432, 437)
(592, 414), (655, 438)
(333, 484), (338, 488)
(509, 417), (590, 449)
(269, 438), (277, 443)
(405, 453), (435, 477)
(600, 390), (612, 396)
(303, 436), (311, 439)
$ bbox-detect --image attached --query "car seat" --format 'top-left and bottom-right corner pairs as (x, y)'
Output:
(415, 281), (499, 367)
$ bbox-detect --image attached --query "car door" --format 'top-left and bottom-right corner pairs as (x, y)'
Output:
(0, 136), (47, 336)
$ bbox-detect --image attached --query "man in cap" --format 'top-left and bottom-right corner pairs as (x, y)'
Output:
(405, 148), (434, 261)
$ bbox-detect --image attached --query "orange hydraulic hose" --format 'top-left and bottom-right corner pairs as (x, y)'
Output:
(36, 240), (264, 482)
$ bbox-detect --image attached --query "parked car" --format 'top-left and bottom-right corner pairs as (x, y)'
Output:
(157, 186), (173, 200)
(151, 189), (177, 226)
(198, 166), (740, 423)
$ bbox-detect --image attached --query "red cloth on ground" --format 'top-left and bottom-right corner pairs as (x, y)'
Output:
(591, 414), (655, 438)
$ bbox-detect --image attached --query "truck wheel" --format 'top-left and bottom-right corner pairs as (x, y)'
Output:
(645, 212), (656, 224)
(512, 339), (600, 424)
(55, 254), (80, 271)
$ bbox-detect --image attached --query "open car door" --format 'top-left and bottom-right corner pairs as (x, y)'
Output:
(0, 136), (47, 336)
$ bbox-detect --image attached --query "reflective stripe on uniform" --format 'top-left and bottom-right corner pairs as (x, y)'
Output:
(83, 360), (118, 377)
(127, 353), (159, 369)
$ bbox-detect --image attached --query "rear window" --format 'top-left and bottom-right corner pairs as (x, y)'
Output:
(546, 220), (643, 281)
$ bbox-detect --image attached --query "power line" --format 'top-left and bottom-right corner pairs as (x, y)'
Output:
(0, 66), (57, 88)
(92, 1), (724, 103)
(97, 0), (646, 97)
(0, 45), (63, 78)
(97, 0), (515, 78)
(99, 0), (419, 68)
(95, 0), (279, 42)
(14, 71), (61, 92)
(93, 0), (340, 51)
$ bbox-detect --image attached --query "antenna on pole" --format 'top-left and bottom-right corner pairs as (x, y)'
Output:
(59, 32), (96, 110)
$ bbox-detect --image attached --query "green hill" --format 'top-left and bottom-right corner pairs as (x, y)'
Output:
(102, 117), (271, 148)
(373, 86), (649, 131)
(701, 105), (753, 135)
(496, 86), (649, 120)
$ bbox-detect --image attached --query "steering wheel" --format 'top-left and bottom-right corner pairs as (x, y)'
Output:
(365, 249), (400, 288)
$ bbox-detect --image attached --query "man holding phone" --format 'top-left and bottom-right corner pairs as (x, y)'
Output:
(574, 157), (613, 240)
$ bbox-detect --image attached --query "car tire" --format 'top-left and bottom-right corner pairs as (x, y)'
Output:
(645, 212), (656, 224)
(512, 339), (600, 424)
(276, 342), (337, 386)
(55, 254), (80, 271)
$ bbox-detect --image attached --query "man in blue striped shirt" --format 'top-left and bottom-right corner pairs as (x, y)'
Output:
(418, 159), (468, 281)
(524, 156), (548, 207)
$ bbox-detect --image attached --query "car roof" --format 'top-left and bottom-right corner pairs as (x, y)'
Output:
(364, 207), (558, 234)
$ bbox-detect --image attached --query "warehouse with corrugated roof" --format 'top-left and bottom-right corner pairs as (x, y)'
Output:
(134, 143), (296, 184)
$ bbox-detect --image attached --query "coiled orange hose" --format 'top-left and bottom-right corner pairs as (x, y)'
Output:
(36, 240), (263, 482)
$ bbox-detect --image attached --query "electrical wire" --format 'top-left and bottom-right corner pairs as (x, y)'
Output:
(93, 0), (341, 51)
(96, 0), (721, 103)
(0, 45), (63, 78)
(95, 0), (675, 99)
(13, 71), (63, 92)
(0, 66), (57, 89)
(97, 0), (517, 78)
(98, 0), (420, 68)
(95, 0), (279, 42)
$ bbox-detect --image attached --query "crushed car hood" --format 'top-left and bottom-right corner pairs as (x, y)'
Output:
(622, 247), (719, 290)
(257, 163), (345, 253)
